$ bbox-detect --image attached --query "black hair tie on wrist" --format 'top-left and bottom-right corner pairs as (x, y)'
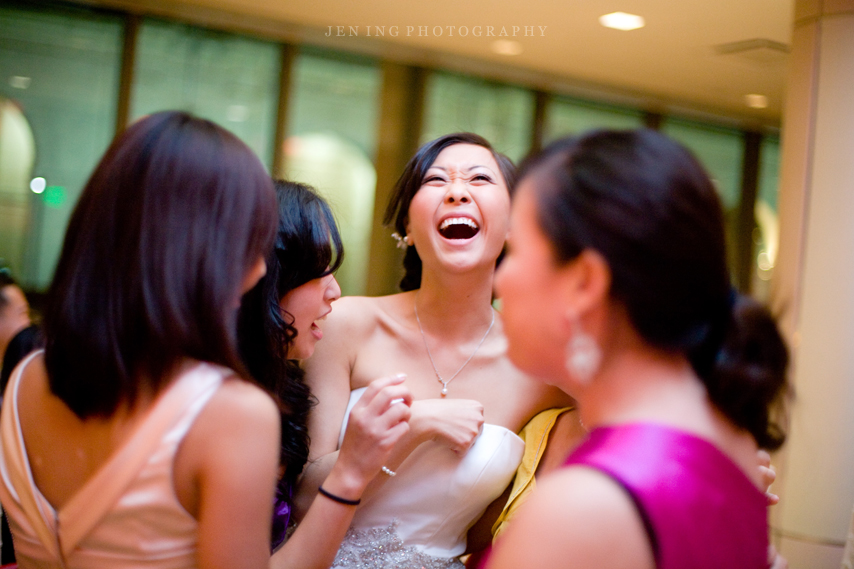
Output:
(318, 485), (361, 506)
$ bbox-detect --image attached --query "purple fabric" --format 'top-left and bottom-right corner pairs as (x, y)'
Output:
(271, 482), (292, 551)
(565, 423), (767, 569)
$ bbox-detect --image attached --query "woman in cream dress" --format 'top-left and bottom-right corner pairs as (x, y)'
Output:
(296, 133), (572, 568)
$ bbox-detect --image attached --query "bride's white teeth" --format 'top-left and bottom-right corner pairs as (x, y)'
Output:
(439, 217), (479, 231)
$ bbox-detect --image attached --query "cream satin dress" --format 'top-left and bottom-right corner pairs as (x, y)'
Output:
(0, 352), (226, 569)
(331, 387), (524, 569)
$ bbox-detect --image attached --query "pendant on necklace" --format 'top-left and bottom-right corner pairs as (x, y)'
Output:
(415, 295), (496, 400)
(439, 376), (448, 397)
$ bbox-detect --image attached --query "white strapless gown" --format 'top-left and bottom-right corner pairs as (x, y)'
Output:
(332, 388), (524, 568)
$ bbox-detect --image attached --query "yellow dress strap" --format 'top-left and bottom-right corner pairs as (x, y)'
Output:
(491, 407), (573, 541)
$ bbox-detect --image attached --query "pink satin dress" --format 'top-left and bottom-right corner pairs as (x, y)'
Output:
(0, 352), (226, 568)
(565, 423), (768, 569)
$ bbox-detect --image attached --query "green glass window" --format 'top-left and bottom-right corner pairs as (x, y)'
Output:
(753, 135), (781, 295)
(132, 19), (281, 169)
(422, 71), (535, 163)
(662, 117), (752, 290)
(545, 96), (643, 143)
(0, 4), (122, 289)
(662, 117), (744, 211)
(284, 49), (381, 296)
(758, 136), (780, 213)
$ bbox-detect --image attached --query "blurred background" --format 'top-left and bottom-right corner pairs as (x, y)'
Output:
(0, 0), (787, 300)
(2, 1), (853, 568)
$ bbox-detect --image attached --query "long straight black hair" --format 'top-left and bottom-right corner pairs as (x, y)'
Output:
(44, 111), (278, 418)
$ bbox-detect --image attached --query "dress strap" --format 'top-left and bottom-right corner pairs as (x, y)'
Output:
(0, 351), (60, 559)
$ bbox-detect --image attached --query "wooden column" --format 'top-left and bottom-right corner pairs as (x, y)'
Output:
(364, 63), (426, 296)
(272, 43), (297, 178)
(114, 13), (139, 136)
(528, 90), (549, 156)
(642, 110), (663, 130)
(734, 130), (761, 292)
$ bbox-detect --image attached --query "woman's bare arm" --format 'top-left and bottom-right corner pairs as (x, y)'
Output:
(487, 468), (655, 569)
(270, 375), (412, 569)
(179, 379), (281, 569)
(294, 298), (366, 518)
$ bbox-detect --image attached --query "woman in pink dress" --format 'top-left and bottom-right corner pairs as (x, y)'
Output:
(488, 129), (790, 569)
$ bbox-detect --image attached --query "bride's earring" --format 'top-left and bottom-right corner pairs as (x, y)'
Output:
(565, 313), (601, 383)
(391, 232), (412, 249)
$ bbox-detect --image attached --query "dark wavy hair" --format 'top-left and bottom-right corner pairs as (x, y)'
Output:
(237, 180), (343, 503)
(520, 129), (789, 450)
(384, 132), (516, 291)
(43, 111), (277, 419)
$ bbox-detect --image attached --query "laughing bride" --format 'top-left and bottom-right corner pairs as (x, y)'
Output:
(292, 133), (571, 568)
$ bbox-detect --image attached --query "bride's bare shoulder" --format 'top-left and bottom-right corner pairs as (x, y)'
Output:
(328, 292), (415, 330)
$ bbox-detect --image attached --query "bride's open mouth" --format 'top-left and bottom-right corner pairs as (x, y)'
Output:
(438, 216), (480, 240)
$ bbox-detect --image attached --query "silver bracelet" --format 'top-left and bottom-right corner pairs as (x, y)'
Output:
(381, 466), (396, 477)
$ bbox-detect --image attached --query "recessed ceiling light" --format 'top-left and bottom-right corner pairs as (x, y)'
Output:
(491, 40), (523, 56)
(745, 94), (768, 109)
(599, 12), (645, 31)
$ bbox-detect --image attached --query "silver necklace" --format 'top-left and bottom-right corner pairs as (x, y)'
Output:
(414, 295), (496, 397)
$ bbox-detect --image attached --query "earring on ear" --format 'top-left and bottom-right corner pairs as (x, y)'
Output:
(391, 232), (412, 249)
(565, 312), (601, 383)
